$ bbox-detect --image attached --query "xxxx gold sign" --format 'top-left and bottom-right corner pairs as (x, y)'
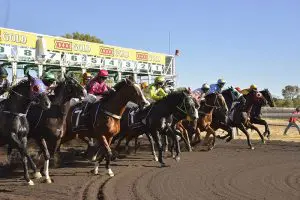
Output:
(0, 28), (37, 48)
(136, 52), (165, 65)
(45, 36), (96, 55)
(0, 27), (166, 65)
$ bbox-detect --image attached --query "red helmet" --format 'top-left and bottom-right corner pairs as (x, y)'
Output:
(98, 69), (108, 77)
(235, 87), (242, 92)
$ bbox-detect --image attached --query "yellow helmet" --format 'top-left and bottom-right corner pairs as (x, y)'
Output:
(250, 84), (257, 90)
(141, 82), (149, 89)
(83, 72), (92, 80)
(155, 76), (165, 84)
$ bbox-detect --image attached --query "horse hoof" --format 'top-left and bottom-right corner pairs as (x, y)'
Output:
(172, 154), (176, 159)
(153, 156), (158, 162)
(250, 147), (255, 150)
(45, 178), (52, 184)
(33, 172), (42, 179)
(262, 141), (266, 144)
(91, 169), (99, 175)
(175, 156), (180, 162)
(160, 163), (167, 168)
(107, 169), (114, 177)
(28, 180), (34, 186)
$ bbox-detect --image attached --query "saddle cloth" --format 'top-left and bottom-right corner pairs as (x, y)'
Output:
(71, 101), (101, 132)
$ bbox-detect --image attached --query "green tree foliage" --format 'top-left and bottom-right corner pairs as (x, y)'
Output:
(282, 85), (299, 100)
(62, 32), (103, 44)
(273, 85), (300, 107)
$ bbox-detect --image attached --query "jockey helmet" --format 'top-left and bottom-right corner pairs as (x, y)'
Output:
(42, 72), (56, 82)
(0, 67), (8, 78)
(201, 83), (210, 90)
(250, 84), (257, 90)
(217, 78), (226, 85)
(141, 82), (149, 89)
(235, 87), (242, 93)
(155, 76), (165, 85)
(98, 69), (109, 77)
(83, 72), (92, 80)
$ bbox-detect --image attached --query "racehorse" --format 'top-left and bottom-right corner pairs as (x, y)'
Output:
(220, 89), (268, 149)
(250, 89), (275, 138)
(58, 79), (149, 176)
(0, 75), (51, 185)
(183, 92), (228, 150)
(211, 88), (237, 142)
(112, 90), (199, 167)
(17, 74), (84, 183)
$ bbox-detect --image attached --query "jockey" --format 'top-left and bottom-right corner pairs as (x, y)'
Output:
(41, 72), (57, 92)
(208, 78), (226, 94)
(241, 84), (257, 95)
(86, 69), (109, 96)
(228, 86), (247, 123)
(193, 83), (210, 102)
(148, 76), (168, 102)
(0, 67), (10, 99)
(81, 72), (92, 87)
(82, 69), (110, 116)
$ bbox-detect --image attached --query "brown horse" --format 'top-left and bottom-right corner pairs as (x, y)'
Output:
(183, 92), (228, 150)
(58, 79), (149, 176)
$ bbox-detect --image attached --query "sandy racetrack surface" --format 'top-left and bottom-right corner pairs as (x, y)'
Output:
(0, 136), (299, 200)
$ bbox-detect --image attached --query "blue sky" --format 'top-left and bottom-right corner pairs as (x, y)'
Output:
(1, 0), (299, 97)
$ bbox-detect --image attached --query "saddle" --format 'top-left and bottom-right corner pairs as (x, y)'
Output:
(71, 98), (102, 132)
(128, 104), (151, 129)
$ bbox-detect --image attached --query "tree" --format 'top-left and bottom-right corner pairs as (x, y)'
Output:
(282, 85), (299, 100)
(62, 32), (103, 44)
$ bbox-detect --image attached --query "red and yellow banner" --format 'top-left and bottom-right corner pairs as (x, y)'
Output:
(0, 27), (166, 65)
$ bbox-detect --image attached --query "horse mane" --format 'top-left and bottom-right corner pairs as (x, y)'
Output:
(156, 90), (185, 104)
(10, 79), (30, 91)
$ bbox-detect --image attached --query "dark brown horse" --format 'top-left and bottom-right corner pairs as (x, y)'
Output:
(183, 92), (228, 150)
(21, 75), (85, 183)
(58, 79), (149, 176)
(0, 75), (51, 185)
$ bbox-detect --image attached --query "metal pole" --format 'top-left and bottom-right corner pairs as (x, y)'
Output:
(168, 32), (171, 54)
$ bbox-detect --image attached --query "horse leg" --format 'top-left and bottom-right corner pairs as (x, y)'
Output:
(7, 144), (12, 164)
(218, 123), (234, 142)
(238, 124), (254, 150)
(248, 123), (265, 144)
(145, 132), (158, 161)
(38, 138), (52, 183)
(10, 133), (34, 185)
(164, 135), (169, 152)
(98, 135), (114, 177)
(169, 127), (181, 162)
(21, 137), (42, 180)
(152, 131), (165, 167)
(206, 127), (216, 151)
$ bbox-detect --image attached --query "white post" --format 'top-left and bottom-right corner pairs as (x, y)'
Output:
(11, 62), (17, 85)
(133, 73), (137, 83)
(38, 64), (43, 78)
(117, 71), (122, 81)
(148, 74), (152, 84)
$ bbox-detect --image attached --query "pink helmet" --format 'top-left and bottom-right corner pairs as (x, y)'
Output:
(98, 69), (109, 77)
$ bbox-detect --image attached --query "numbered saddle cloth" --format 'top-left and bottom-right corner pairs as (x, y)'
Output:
(71, 101), (101, 132)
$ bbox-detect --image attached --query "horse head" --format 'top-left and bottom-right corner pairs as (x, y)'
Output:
(204, 92), (228, 114)
(260, 89), (275, 107)
(53, 74), (86, 104)
(113, 78), (150, 107)
(221, 88), (237, 109)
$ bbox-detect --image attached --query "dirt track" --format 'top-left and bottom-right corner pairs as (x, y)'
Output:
(0, 137), (299, 200)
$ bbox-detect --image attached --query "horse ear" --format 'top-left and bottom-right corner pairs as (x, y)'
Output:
(27, 73), (34, 83)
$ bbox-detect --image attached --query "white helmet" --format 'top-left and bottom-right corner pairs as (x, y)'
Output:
(201, 83), (210, 90)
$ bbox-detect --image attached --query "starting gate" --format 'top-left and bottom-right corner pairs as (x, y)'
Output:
(0, 27), (176, 87)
